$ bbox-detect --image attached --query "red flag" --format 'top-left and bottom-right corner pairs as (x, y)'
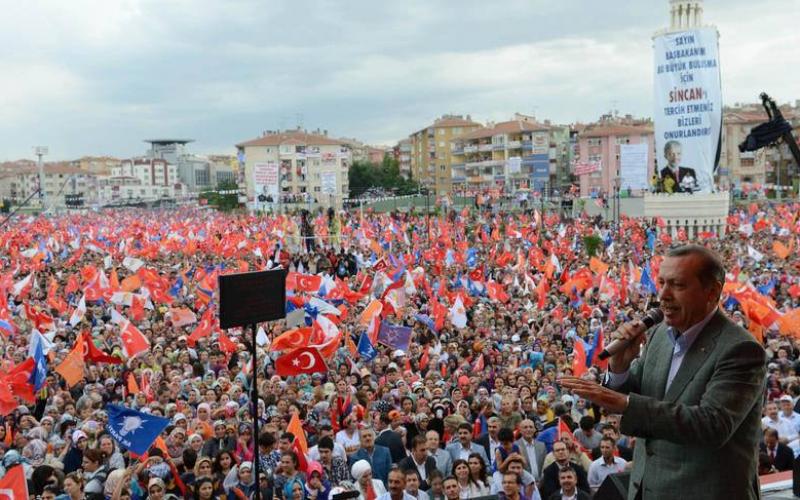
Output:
(275, 347), (327, 376)
(120, 321), (150, 359)
(296, 274), (322, 293)
(292, 438), (309, 473)
(218, 331), (238, 354)
(0, 463), (28, 499)
(486, 282), (510, 303)
(271, 327), (313, 352)
(65, 274), (80, 294)
(129, 294), (145, 322)
(571, 339), (587, 377)
(187, 308), (215, 347)
(81, 331), (123, 364)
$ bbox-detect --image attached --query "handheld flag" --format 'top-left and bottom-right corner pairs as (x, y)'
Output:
(106, 404), (170, 455)
(55, 340), (85, 388)
(0, 465), (28, 500)
(275, 347), (327, 376)
(377, 321), (412, 351)
(357, 333), (378, 362)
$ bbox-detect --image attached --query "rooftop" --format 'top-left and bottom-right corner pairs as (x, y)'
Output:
(144, 139), (194, 145)
(455, 119), (550, 141)
(236, 129), (347, 148)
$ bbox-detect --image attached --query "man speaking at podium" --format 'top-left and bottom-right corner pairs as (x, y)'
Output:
(562, 245), (767, 499)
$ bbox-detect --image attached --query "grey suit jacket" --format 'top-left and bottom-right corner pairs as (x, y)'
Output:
(614, 310), (766, 500)
(445, 441), (489, 466)
(514, 437), (547, 480)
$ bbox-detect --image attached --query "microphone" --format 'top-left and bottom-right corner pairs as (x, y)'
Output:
(597, 308), (664, 360)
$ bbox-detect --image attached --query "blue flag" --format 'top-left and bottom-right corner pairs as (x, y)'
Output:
(414, 314), (436, 333)
(377, 321), (412, 351)
(640, 262), (658, 295)
(357, 333), (378, 362)
(106, 404), (170, 455)
(168, 277), (184, 297)
(30, 338), (47, 391)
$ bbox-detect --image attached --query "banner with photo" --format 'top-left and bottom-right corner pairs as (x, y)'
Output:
(253, 162), (279, 197)
(653, 28), (722, 194)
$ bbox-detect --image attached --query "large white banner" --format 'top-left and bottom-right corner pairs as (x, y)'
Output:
(320, 171), (337, 195)
(653, 28), (721, 194)
(619, 143), (649, 190)
(253, 162), (279, 197)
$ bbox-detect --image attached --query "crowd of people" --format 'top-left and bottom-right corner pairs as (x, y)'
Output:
(0, 200), (797, 500)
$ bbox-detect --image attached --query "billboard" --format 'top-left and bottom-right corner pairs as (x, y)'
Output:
(653, 28), (722, 194)
(320, 171), (337, 195)
(619, 143), (649, 190)
(253, 162), (279, 197)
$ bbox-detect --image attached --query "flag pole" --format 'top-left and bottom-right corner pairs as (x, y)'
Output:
(251, 322), (261, 500)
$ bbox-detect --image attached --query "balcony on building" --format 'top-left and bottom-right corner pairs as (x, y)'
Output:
(507, 140), (522, 149)
(463, 145), (479, 154)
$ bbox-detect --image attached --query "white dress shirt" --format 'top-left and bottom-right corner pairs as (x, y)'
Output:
(606, 308), (717, 392)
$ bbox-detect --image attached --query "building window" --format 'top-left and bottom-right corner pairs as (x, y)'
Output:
(438, 129), (445, 136)
(615, 136), (630, 145)
(439, 141), (445, 148)
(588, 138), (601, 146)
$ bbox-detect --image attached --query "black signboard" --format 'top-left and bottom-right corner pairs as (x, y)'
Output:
(218, 269), (286, 329)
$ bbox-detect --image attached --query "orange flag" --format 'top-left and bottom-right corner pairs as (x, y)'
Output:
(287, 411), (308, 454)
(127, 373), (141, 395)
(773, 241), (791, 260)
(777, 309), (800, 337)
(120, 274), (142, 292)
(589, 257), (609, 276)
(55, 341), (85, 388)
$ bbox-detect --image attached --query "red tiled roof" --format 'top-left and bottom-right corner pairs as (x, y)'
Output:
(236, 130), (346, 148)
(581, 124), (653, 138)
(455, 120), (550, 141)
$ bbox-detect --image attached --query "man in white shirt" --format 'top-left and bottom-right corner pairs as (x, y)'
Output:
(779, 395), (800, 435)
(587, 437), (627, 492)
(378, 469), (417, 500)
(762, 401), (798, 445)
(307, 425), (347, 461)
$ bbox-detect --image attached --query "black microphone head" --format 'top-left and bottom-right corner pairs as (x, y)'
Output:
(642, 308), (665, 328)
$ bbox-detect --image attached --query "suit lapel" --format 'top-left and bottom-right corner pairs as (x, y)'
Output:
(664, 311), (725, 402)
(647, 324), (673, 400)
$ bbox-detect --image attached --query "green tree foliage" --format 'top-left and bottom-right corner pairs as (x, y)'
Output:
(199, 180), (240, 211)
(348, 155), (419, 198)
(583, 234), (603, 257)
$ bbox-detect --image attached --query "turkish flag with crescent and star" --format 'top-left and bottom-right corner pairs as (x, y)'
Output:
(275, 347), (327, 376)
(81, 331), (123, 364)
(0, 462), (28, 499)
(120, 321), (150, 359)
(295, 274), (322, 293)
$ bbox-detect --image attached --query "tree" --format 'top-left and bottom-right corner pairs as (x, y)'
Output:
(348, 154), (419, 198)
(199, 180), (240, 211)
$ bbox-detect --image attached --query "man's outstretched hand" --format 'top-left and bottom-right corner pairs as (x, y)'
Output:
(559, 377), (629, 414)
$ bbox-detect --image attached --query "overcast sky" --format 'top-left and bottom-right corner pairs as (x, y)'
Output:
(2, 0), (797, 160)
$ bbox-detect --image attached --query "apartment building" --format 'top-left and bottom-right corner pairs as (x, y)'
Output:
(449, 114), (573, 195)
(408, 115), (482, 194)
(575, 117), (655, 197)
(0, 163), (98, 208)
(396, 139), (412, 179)
(236, 129), (352, 208)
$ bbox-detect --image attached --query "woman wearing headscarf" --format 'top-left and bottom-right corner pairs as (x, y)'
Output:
(283, 477), (306, 500)
(224, 461), (256, 500)
(350, 460), (386, 500)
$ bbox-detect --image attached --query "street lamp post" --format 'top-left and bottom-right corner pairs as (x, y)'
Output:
(34, 146), (48, 211)
(614, 176), (622, 238)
